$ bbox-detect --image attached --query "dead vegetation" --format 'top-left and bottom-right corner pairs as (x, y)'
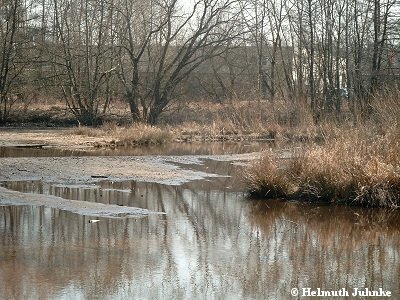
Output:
(162, 98), (320, 142)
(245, 92), (400, 208)
(73, 122), (172, 146)
(246, 128), (400, 208)
(69, 97), (320, 144)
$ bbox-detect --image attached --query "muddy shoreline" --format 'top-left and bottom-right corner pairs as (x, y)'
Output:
(0, 127), (115, 150)
(0, 127), (261, 186)
(0, 128), (261, 217)
(0, 152), (260, 182)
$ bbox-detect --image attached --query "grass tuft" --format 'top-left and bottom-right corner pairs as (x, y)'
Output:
(117, 123), (172, 146)
(245, 150), (295, 198)
(245, 127), (400, 208)
(73, 122), (172, 146)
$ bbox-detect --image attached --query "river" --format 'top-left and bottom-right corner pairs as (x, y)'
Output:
(0, 143), (399, 299)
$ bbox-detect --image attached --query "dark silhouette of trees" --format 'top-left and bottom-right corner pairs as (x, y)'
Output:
(114, 0), (242, 124)
(0, 0), (36, 123)
(1, 0), (399, 124)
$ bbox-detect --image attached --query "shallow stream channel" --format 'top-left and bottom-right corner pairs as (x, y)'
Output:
(0, 142), (399, 299)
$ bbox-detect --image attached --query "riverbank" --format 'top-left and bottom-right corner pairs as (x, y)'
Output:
(1, 97), (399, 209)
(0, 98), (318, 147)
(245, 126), (400, 208)
(0, 123), (275, 151)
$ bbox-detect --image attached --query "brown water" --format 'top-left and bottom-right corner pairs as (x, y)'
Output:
(0, 141), (271, 158)
(0, 147), (400, 299)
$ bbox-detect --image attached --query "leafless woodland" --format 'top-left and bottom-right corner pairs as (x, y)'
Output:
(0, 0), (399, 124)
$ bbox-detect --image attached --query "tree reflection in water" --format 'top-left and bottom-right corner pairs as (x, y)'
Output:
(0, 162), (399, 299)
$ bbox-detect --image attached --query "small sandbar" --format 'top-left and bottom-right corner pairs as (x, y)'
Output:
(0, 153), (260, 185)
(0, 186), (162, 218)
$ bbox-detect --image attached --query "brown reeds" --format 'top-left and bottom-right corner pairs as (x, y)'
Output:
(246, 90), (400, 208)
(73, 122), (172, 146)
(167, 97), (319, 141)
(245, 150), (295, 198)
(245, 127), (400, 208)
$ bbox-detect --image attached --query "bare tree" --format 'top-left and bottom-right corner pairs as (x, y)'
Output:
(114, 0), (242, 124)
(49, 0), (116, 125)
(1, 0), (399, 125)
(192, 49), (248, 102)
(0, 0), (31, 122)
(370, 0), (394, 92)
(239, 0), (269, 98)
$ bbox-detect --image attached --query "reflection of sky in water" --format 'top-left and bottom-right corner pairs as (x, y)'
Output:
(0, 161), (399, 299)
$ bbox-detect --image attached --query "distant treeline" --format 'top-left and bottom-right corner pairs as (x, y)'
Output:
(0, 0), (399, 124)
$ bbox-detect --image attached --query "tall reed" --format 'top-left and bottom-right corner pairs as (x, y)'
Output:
(246, 90), (400, 207)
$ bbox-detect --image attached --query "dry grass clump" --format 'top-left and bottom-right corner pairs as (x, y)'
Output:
(73, 122), (172, 146)
(245, 150), (295, 198)
(117, 123), (172, 145)
(372, 88), (400, 128)
(245, 127), (400, 208)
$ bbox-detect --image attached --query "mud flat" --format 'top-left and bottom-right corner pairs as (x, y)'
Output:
(0, 186), (160, 218)
(0, 153), (260, 217)
(0, 127), (111, 149)
(0, 153), (260, 184)
(0, 127), (262, 217)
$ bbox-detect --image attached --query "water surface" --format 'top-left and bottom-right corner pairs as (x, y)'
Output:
(0, 145), (399, 299)
(0, 141), (271, 158)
